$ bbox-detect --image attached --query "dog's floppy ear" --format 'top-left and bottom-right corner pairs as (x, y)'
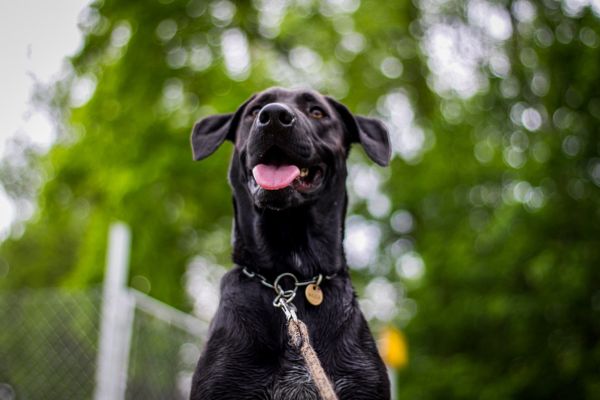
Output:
(326, 97), (391, 166)
(191, 95), (255, 161)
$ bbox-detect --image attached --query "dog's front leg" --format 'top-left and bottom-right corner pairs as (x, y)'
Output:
(190, 327), (275, 400)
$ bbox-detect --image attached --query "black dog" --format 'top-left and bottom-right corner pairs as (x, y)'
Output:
(190, 88), (391, 399)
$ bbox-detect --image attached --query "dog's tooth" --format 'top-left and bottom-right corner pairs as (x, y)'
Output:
(300, 168), (309, 177)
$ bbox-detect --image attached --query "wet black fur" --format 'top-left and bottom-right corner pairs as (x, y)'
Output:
(189, 88), (391, 399)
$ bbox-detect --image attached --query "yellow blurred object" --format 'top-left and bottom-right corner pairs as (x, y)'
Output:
(378, 326), (408, 369)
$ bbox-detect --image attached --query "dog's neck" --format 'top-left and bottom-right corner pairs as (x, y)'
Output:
(231, 191), (348, 279)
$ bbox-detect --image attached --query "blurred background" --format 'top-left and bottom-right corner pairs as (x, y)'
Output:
(1, 0), (600, 398)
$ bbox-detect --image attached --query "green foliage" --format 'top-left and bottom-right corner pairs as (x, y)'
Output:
(1, 0), (599, 398)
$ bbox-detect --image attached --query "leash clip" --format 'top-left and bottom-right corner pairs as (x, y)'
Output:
(277, 300), (298, 322)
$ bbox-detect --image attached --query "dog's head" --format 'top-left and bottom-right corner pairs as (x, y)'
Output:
(191, 87), (390, 210)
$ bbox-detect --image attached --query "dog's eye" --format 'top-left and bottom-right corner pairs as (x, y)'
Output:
(309, 107), (325, 119)
(248, 107), (261, 118)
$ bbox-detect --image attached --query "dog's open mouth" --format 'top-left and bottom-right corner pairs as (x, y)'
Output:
(251, 163), (324, 192)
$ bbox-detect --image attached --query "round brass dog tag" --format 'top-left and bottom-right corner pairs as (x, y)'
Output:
(305, 284), (323, 306)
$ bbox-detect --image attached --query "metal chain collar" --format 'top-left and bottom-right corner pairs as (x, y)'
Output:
(242, 267), (335, 321)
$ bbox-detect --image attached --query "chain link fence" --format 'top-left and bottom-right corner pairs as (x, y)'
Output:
(0, 287), (207, 400)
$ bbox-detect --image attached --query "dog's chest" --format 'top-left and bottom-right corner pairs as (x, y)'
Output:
(271, 362), (319, 400)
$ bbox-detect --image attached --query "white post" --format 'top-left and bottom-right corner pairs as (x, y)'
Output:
(388, 368), (397, 400)
(94, 222), (134, 400)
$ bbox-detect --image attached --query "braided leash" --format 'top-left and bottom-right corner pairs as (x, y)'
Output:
(242, 267), (339, 400)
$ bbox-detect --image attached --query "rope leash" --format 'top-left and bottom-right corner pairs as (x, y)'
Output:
(242, 267), (339, 400)
(288, 319), (338, 400)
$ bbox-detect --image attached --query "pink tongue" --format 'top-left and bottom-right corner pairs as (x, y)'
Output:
(252, 164), (300, 190)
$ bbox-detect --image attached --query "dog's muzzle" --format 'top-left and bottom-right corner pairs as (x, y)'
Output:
(247, 103), (324, 195)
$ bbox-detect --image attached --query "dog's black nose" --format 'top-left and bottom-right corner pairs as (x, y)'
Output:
(257, 103), (295, 128)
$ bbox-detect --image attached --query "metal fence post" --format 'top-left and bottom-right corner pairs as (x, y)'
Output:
(388, 368), (397, 400)
(94, 222), (134, 400)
